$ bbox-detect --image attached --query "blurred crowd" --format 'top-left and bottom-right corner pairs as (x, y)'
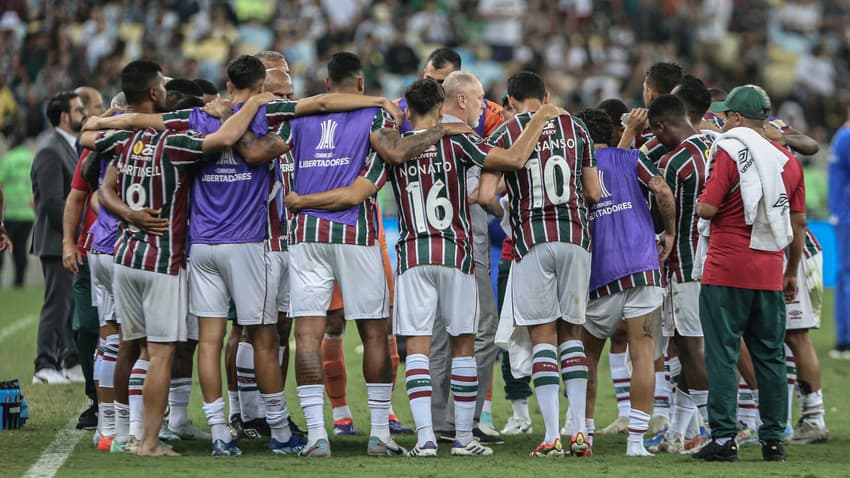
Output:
(0, 0), (844, 215)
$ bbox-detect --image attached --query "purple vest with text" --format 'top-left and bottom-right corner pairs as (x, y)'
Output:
(290, 108), (378, 226)
(88, 158), (120, 254)
(588, 148), (659, 292)
(188, 105), (270, 244)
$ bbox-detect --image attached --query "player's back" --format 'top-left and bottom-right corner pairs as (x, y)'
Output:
(389, 133), (477, 274)
(111, 128), (197, 275)
(658, 133), (711, 282)
(489, 112), (595, 258)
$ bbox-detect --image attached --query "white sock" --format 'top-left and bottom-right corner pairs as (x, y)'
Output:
(278, 345), (286, 366)
(297, 384), (328, 447)
(785, 344), (797, 426)
(628, 408), (650, 443)
(227, 390), (240, 421)
(100, 402), (115, 438)
(672, 389), (696, 439)
(367, 383), (393, 443)
(532, 343), (561, 444)
(128, 359), (149, 439)
(406, 354), (436, 447)
(512, 398), (530, 421)
(450, 356), (477, 446)
(202, 397), (230, 443)
(168, 377), (192, 428)
(667, 356), (681, 410)
(114, 401), (130, 442)
(482, 399), (493, 416)
(559, 340), (588, 437)
(586, 418), (595, 446)
(332, 405), (353, 422)
(690, 389), (709, 426)
(100, 335), (119, 389)
(263, 391), (293, 443)
(652, 370), (670, 420)
(609, 352), (631, 419)
(737, 377), (759, 430)
(801, 390), (826, 428)
(236, 342), (262, 422)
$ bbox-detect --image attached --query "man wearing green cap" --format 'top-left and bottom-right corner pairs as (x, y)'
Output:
(695, 85), (805, 463)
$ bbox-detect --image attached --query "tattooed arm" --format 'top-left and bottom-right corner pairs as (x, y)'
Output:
(369, 125), (444, 165)
(647, 175), (676, 262)
(234, 131), (290, 165)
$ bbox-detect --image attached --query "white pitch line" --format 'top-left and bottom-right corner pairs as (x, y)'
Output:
(22, 405), (86, 478)
(0, 314), (36, 343)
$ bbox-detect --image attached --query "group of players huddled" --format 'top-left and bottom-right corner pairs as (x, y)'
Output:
(63, 45), (827, 461)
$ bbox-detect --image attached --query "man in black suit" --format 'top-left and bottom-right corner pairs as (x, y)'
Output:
(31, 91), (87, 384)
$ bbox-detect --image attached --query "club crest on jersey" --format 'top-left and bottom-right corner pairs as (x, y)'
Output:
(316, 119), (338, 150)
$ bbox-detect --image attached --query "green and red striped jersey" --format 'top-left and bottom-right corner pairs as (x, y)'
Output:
(370, 131), (492, 274)
(267, 151), (294, 252)
(590, 270), (664, 300)
(804, 228), (822, 259)
(657, 134), (712, 283)
(639, 134), (669, 165)
(95, 128), (209, 275)
(487, 112), (596, 259)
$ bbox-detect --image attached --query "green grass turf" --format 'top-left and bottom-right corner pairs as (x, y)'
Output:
(0, 287), (848, 477)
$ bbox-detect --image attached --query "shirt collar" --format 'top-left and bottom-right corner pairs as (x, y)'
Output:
(55, 127), (77, 150)
(441, 113), (465, 124)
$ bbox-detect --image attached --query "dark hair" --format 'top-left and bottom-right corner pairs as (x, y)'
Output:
(193, 78), (218, 95)
(121, 60), (162, 105)
(404, 79), (445, 117)
(327, 52), (362, 85)
(647, 94), (688, 127)
(575, 109), (613, 146)
(165, 78), (203, 97)
(645, 62), (683, 95)
(172, 95), (205, 111)
(426, 47), (461, 70)
(674, 75), (711, 120)
(507, 71), (546, 102)
(596, 98), (628, 125)
(46, 91), (79, 127)
(226, 55), (266, 90)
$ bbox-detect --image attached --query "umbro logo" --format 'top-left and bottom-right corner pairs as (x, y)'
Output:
(316, 119), (338, 150)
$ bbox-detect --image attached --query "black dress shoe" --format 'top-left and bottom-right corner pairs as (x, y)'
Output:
(75, 402), (98, 430)
(436, 430), (456, 443)
(692, 438), (738, 462)
(473, 426), (504, 445)
(761, 440), (786, 462)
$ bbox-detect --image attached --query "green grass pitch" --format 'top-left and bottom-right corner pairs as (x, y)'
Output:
(0, 287), (847, 477)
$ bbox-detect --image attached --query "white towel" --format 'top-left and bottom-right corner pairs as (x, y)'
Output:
(494, 267), (533, 379)
(692, 218), (711, 281)
(708, 127), (792, 251)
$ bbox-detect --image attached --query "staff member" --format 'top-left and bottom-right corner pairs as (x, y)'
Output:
(694, 85), (804, 463)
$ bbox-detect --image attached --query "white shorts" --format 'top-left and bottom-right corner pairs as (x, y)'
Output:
(393, 265), (479, 336)
(662, 279), (702, 337)
(584, 286), (664, 339)
(89, 253), (119, 326)
(510, 242), (590, 326)
(189, 243), (276, 326)
(113, 265), (188, 342)
(268, 250), (290, 314)
(288, 242), (389, 320)
(787, 253), (823, 330)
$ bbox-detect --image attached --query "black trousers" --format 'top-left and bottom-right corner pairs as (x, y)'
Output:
(34, 256), (78, 371)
